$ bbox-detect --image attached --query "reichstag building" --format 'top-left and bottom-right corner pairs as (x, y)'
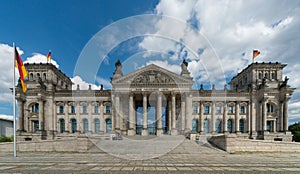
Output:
(16, 60), (295, 141)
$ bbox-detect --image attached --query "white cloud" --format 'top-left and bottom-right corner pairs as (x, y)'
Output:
(71, 76), (103, 90)
(0, 44), (20, 103)
(146, 60), (181, 74)
(24, 53), (59, 68)
(0, 114), (13, 121)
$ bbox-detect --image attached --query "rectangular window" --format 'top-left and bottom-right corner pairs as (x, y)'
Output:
(240, 106), (245, 114)
(59, 106), (64, 114)
(83, 106), (87, 113)
(106, 106), (111, 113)
(71, 106), (76, 114)
(228, 106), (233, 114)
(94, 106), (99, 114)
(204, 106), (210, 114)
(216, 106), (222, 114)
(193, 106), (198, 114)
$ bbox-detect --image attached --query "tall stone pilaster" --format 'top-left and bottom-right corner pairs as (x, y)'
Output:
(142, 93), (148, 136)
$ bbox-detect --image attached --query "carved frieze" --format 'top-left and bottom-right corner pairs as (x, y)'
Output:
(132, 70), (175, 85)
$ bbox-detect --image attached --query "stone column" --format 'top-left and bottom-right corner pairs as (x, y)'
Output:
(17, 100), (24, 131)
(38, 99), (44, 131)
(75, 102), (80, 133)
(142, 93), (148, 136)
(181, 98), (186, 133)
(251, 99), (256, 133)
(199, 102), (204, 133)
(185, 93), (192, 132)
(171, 93), (177, 135)
(247, 102), (251, 133)
(278, 101), (283, 131)
(168, 100), (171, 134)
(115, 95), (120, 131)
(88, 102), (92, 133)
(128, 94), (136, 135)
(223, 102), (228, 132)
(262, 101), (267, 131)
(210, 102), (215, 133)
(156, 93), (163, 136)
(283, 96), (290, 131)
(65, 102), (69, 132)
(235, 102), (240, 133)
(100, 102), (105, 133)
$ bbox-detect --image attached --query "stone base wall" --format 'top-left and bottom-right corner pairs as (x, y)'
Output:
(0, 136), (93, 153)
(208, 134), (300, 153)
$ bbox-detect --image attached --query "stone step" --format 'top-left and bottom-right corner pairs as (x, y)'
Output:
(87, 135), (225, 159)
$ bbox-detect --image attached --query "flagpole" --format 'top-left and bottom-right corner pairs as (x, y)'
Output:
(12, 43), (17, 157)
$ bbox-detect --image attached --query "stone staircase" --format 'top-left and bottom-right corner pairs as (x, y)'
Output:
(88, 134), (225, 160)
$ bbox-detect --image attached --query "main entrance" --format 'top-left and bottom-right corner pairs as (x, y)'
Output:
(135, 104), (167, 135)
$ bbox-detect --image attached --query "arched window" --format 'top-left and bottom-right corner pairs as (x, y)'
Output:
(31, 103), (39, 113)
(59, 105), (64, 114)
(83, 119), (88, 133)
(267, 103), (274, 113)
(59, 119), (65, 133)
(106, 119), (112, 133)
(29, 73), (33, 81)
(94, 119), (100, 133)
(215, 119), (222, 133)
(240, 105), (246, 114)
(204, 106), (210, 114)
(227, 119), (233, 133)
(265, 73), (269, 79)
(71, 119), (77, 133)
(271, 72), (276, 79)
(203, 119), (209, 133)
(239, 119), (245, 133)
(43, 73), (46, 81)
(94, 106), (99, 114)
(192, 119), (198, 132)
(106, 105), (111, 113)
(82, 106), (87, 114)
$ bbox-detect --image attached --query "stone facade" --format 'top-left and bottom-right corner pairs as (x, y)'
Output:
(16, 61), (295, 142)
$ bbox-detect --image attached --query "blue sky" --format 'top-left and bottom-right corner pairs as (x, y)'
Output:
(1, 0), (300, 124)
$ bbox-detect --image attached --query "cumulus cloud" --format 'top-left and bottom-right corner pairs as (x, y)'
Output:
(0, 44), (19, 103)
(146, 60), (181, 74)
(71, 76), (103, 90)
(24, 53), (59, 68)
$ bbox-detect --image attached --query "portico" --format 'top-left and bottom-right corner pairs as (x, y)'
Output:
(111, 60), (194, 136)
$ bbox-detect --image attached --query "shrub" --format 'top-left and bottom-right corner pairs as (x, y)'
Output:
(0, 136), (13, 143)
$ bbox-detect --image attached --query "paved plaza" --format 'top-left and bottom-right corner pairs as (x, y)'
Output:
(1, 138), (300, 173)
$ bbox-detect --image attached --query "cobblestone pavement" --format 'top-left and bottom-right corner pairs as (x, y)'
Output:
(1, 139), (300, 173)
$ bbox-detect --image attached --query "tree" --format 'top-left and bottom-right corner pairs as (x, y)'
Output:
(288, 122), (300, 142)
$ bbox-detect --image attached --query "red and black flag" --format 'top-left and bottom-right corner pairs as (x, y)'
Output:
(253, 49), (260, 59)
(46, 51), (51, 62)
(14, 47), (28, 93)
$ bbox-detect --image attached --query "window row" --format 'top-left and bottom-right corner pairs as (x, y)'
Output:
(57, 105), (111, 114)
(58, 118), (112, 133)
(192, 118), (246, 133)
(192, 105), (247, 114)
(258, 71), (277, 80)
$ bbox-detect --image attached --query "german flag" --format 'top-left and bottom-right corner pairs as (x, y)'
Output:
(253, 49), (260, 59)
(46, 51), (51, 62)
(14, 47), (28, 93)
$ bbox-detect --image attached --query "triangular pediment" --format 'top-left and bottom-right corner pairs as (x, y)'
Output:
(112, 64), (193, 89)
